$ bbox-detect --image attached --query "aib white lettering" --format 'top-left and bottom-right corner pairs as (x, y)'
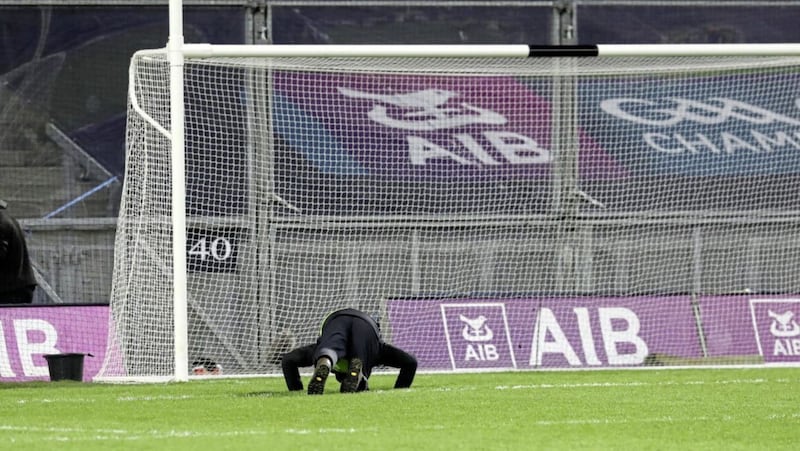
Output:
(529, 307), (649, 366)
(465, 344), (500, 361)
(773, 338), (800, 356)
(338, 86), (550, 167)
(0, 319), (59, 378)
(408, 132), (550, 166)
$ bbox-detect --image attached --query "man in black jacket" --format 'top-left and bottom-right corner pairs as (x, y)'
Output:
(0, 199), (37, 304)
(281, 308), (417, 395)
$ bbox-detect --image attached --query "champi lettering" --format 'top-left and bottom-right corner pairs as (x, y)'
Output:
(601, 97), (800, 158)
(643, 130), (800, 155)
(600, 97), (800, 127)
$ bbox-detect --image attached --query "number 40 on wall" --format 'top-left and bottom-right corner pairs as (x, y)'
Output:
(186, 228), (243, 273)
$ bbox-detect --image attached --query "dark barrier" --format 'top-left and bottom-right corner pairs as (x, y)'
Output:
(44, 353), (88, 381)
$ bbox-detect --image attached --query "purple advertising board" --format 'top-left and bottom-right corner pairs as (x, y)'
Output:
(748, 298), (800, 364)
(388, 296), (702, 370)
(270, 68), (800, 216)
(696, 295), (760, 358)
(387, 295), (789, 370)
(0, 305), (111, 382)
(273, 72), (625, 180)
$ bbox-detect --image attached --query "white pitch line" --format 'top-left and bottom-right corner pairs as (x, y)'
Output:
(0, 425), (373, 443)
(527, 411), (800, 427)
(0, 425), (129, 434)
(15, 394), (201, 405)
(0, 425), (272, 440)
(285, 427), (376, 435)
(494, 377), (794, 391)
(116, 394), (197, 401)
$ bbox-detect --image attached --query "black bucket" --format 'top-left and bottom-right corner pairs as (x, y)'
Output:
(43, 353), (87, 382)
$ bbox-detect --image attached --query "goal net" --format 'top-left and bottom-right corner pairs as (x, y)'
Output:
(99, 47), (800, 381)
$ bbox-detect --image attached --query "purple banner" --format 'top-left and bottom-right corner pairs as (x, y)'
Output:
(274, 72), (625, 179)
(0, 305), (110, 382)
(696, 295), (759, 358)
(749, 298), (800, 363)
(388, 296), (701, 370)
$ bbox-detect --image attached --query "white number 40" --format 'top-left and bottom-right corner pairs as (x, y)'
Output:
(188, 237), (233, 261)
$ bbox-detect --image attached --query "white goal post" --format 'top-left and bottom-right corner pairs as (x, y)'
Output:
(95, 2), (800, 383)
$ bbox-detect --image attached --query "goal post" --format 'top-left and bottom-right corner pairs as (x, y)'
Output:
(98, 42), (800, 382)
(167, 0), (189, 383)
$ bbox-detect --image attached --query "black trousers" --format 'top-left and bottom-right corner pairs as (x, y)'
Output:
(313, 314), (381, 378)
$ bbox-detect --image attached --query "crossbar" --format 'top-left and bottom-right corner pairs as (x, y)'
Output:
(178, 43), (800, 59)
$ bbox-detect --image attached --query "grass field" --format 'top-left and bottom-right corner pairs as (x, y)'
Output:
(3, 367), (799, 450)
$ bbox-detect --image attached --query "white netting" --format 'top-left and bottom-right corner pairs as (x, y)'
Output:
(99, 50), (800, 380)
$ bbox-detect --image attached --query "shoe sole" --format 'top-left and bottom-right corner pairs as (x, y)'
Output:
(308, 364), (330, 395)
(341, 358), (363, 393)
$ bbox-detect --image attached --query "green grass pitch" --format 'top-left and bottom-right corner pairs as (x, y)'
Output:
(2, 367), (798, 450)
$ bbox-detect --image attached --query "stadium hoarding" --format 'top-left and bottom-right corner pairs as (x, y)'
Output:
(267, 67), (800, 215)
(273, 69), (800, 178)
(269, 70), (619, 216)
(579, 74), (800, 177)
(273, 71), (623, 180)
(748, 298), (800, 363)
(0, 305), (110, 382)
(386, 295), (800, 370)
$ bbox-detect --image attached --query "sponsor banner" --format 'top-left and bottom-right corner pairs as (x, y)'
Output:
(749, 298), (800, 363)
(440, 303), (517, 370)
(580, 75), (800, 176)
(0, 305), (110, 382)
(696, 295), (760, 358)
(273, 72), (624, 179)
(387, 296), (703, 370)
(274, 70), (800, 180)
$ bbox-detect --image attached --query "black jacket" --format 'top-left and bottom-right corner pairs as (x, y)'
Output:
(281, 308), (417, 391)
(0, 207), (36, 302)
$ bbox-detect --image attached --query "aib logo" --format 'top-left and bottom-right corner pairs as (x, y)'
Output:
(750, 299), (800, 362)
(460, 315), (493, 341)
(337, 85), (551, 168)
(768, 310), (800, 338)
(766, 309), (800, 358)
(441, 303), (516, 370)
(459, 314), (498, 361)
(338, 87), (507, 131)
